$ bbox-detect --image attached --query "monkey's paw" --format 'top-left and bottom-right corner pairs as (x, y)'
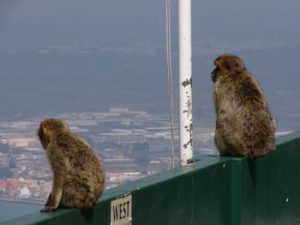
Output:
(40, 206), (58, 213)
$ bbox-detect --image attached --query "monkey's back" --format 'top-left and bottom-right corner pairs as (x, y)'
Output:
(56, 133), (105, 198)
(215, 71), (276, 158)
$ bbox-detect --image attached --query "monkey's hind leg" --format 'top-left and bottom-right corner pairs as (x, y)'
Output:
(215, 129), (248, 157)
(214, 130), (234, 156)
(60, 177), (95, 209)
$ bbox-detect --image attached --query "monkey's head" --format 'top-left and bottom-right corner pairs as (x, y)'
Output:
(38, 118), (69, 149)
(211, 54), (246, 82)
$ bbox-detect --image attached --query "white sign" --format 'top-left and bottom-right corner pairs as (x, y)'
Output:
(110, 194), (132, 225)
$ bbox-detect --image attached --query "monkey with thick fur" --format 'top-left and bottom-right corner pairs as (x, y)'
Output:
(38, 118), (105, 212)
(211, 54), (276, 159)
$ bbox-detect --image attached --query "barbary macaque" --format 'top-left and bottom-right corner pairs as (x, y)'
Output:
(211, 54), (276, 158)
(38, 118), (105, 212)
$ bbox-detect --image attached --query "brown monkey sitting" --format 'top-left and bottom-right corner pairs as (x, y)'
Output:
(211, 54), (276, 159)
(38, 118), (105, 212)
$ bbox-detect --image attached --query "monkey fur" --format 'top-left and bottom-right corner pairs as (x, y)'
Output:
(38, 118), (105, 212)
(211, 54), (276, 159)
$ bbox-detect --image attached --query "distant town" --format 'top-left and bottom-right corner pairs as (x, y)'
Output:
(0, 107), (218, 204)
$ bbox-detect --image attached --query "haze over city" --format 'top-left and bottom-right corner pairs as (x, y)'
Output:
(0, 0), (299, 128)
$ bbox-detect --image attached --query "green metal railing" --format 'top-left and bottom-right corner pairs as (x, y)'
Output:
(2, 131), (300, 225)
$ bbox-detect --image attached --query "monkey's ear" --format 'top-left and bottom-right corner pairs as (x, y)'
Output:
(41, 122), (51, 136)
(42, 126), (49, 135)
(215, 57), (230, 70)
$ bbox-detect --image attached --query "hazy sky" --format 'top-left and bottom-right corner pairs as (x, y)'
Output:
(1, 0), (300, 46)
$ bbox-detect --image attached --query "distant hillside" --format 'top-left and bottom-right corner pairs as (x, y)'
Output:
(0, 42), (299, 130)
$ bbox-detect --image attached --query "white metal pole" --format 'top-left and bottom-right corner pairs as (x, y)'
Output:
(179, 0), (193, 166)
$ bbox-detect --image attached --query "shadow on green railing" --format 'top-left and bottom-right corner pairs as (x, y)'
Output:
(1, 131), (300, 225)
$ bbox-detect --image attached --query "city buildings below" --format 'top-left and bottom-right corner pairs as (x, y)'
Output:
(0, 108), (291, 203)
